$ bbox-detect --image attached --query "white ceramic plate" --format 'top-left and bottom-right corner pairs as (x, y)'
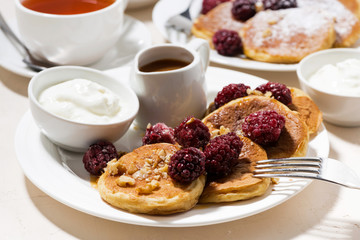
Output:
(15, 66), (329, 227)
(152, 0), (360, 72)
(0, 15), (151, 78)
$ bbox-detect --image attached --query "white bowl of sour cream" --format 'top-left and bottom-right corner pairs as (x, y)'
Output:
(297, 48), (360, 127)
(28, 66), (139, 152)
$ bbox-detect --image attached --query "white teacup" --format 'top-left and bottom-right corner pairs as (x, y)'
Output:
(130, 39), (210, 129)
(15, 0), (128, 66)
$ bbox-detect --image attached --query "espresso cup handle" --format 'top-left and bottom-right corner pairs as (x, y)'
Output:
(186, 38), (210, 71)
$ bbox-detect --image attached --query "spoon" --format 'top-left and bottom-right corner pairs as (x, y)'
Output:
(0, 12), (56, 72)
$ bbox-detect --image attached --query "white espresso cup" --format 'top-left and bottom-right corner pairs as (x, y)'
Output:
(130, 38), (210, 129)
(15, 0), (127, 66)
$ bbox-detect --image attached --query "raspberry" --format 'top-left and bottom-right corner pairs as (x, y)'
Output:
(142, 123), (175, 145)
(231, 0), (256, 21)
(174, 117), (211, 149)
(204, 132), (243, 178)
(168, 147), (206, 184)
(214, 83), (250, 108)
(82, 140), (118, 175)
(255, 82), (292, 105)
(212, 29), (244, 56)
(262, 0), (297, 10)
(242, 110), (285, 145)
(201, 0), (230, 14)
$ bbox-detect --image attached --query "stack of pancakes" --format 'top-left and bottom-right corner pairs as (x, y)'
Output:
(97, 83), (322, 215)
(192, 0), (360, 63)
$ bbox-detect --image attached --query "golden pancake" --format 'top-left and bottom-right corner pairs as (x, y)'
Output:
(192, 1), (244, 47)
(98, 143), (206, 215)
(298, 0), (360, 47)
(338, 0), (360, 19)
(199, 134), (270, 203)
(240, 8), (336, 63)
(202, 95), (309, 159)
(289, 87), (323, 136)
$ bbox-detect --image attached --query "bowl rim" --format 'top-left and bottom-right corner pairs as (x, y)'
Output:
(28, 66), (139, 127)
(297, 48), (360, 98)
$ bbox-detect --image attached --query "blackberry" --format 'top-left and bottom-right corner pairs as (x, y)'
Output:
(262, 0), (297, 10)
(231, 0), (256, 22)
(201, 0), (230, 14)
(168, 147), (206, 184)
(214, 83), (250, 108)
(242, 110), (285, 145)
(255, 82), (292, 105)
(142, 123), (175, 145)
(82, 140), (118, 175)
(204, 132), (243, 178)
(212, 29), (244, 56)
(174, 117), (211, 149)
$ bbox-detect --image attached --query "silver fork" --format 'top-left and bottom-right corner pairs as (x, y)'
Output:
(253, 157), (360, 190)
(165, 0), (193, 44)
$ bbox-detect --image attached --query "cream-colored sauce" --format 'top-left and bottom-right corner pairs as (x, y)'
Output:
(38, 78), (123, 124)
(308, 58), (360, 96)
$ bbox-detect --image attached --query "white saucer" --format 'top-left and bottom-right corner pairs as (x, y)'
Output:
(127, 0), (158, 9)
(0, 15), (151, 78)
(15, 66), (330, 227)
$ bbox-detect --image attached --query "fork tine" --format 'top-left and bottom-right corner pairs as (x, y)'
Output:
(254, 167), (320, 174)
(255, 162), (321, 168)
(256, 157), (321, 164)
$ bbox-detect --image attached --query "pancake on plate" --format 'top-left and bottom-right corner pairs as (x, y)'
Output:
(289, 87), (323, 136)
(98, 143), (206, 215)
(298, 0), (360, 47)
(338, 0), (360, 19)
(240, 7), (336, 63)
(192, 1), (244, 47)
(199, 133), (270, 203)
(203, 95), (309, 159)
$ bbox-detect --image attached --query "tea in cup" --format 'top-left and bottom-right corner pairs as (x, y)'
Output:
(15, 0), (128, 65)
(130, 38), (210, 129)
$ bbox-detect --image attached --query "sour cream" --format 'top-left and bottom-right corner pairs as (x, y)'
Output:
(38, 78), (123, 124)
(308, 58), (360, 96)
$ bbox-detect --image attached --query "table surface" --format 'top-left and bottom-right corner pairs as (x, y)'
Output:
(1, 1), (360, 239)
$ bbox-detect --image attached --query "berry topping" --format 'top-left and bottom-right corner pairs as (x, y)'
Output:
(231, 0), (257, 22)
(212, 29), (244, 56)
(204, 132), (243, 178)
(168, 147), (206, 184)
(201, 0), (230, 14)
(262, 0), (297, 10)
(255, 82), (292, 105)
(82, 140), (118, 175)
(242, 110), (285, 145)
(142, 123), (175, 145)
(214, 83), (250, 108)
(174, 117), (211, 149)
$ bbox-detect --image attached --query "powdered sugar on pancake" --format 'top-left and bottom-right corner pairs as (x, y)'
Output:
(298, 0), (360, 46)
(242, 8), (334, 57)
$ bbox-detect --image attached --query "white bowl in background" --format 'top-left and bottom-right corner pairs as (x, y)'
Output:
(28, 66), (139, 152)
(297, 48), (360, 127)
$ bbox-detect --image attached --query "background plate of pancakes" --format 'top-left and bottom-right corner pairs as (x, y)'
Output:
(153, 0), (360, 72)
(15, 66), (329, 227)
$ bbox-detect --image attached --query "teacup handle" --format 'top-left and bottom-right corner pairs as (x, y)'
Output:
(186, 38), (210, 71)
(122, 0), (129, 10)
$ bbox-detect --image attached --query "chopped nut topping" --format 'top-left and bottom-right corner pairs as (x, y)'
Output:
(116, 175), (135, 187)
(136, 180), (160, 194)
(262, 28), (272, 38)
